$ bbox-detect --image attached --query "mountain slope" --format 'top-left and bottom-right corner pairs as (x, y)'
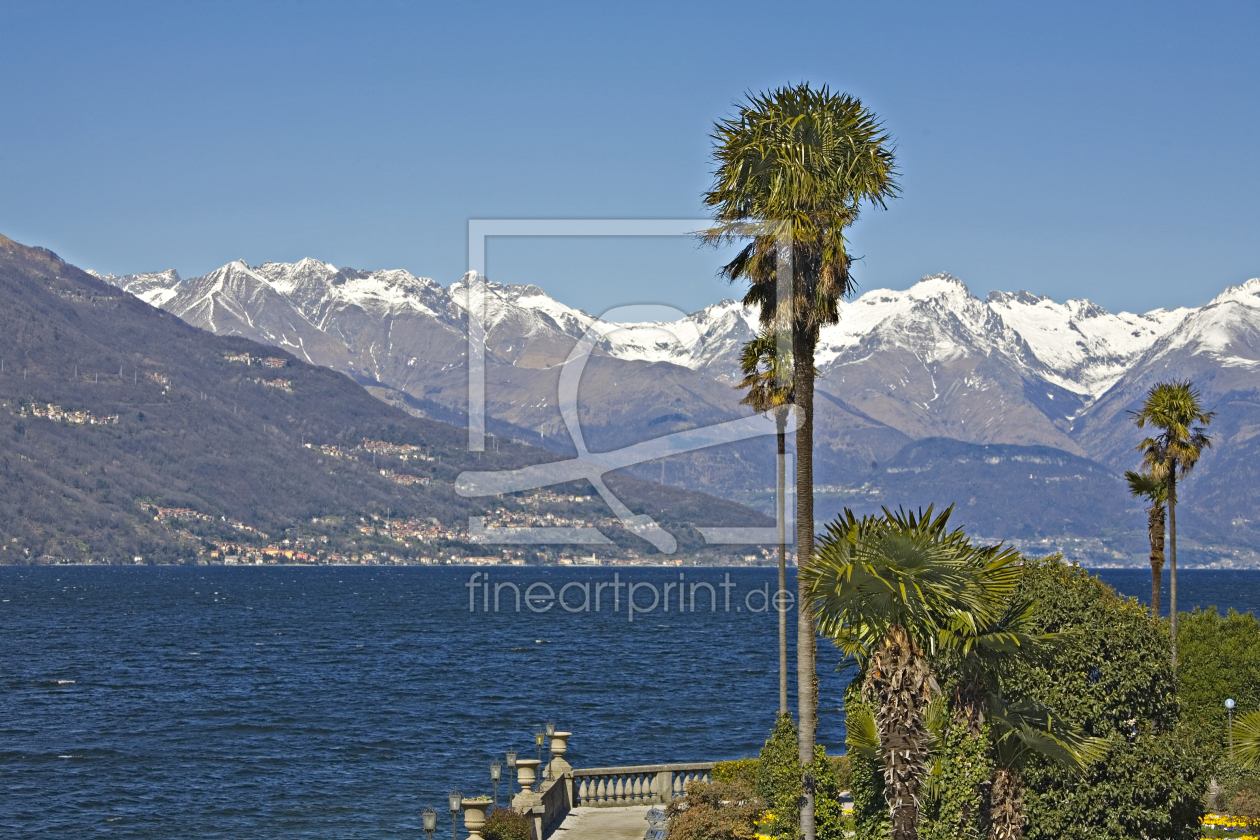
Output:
(1, 234), (769, 564)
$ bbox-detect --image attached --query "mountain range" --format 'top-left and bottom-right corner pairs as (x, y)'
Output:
(0, 234), (768, 565)
(97, 256), (1260, 567)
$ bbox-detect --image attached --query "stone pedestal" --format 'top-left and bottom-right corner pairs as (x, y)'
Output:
(548, 731), (573, 777)
(513, 759), (542, 810)
(461, 801), (490, 840)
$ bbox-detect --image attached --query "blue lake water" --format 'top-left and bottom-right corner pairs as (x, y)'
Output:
(1, 565), (1256, 838)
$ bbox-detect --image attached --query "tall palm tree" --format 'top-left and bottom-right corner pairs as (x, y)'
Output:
(1129, 380), (1214, 665)
(704, 84), (898, 840)
(737, 327), (794, 716)
(1125, 469), (1168, 618)
(805, 506), (1022, 840)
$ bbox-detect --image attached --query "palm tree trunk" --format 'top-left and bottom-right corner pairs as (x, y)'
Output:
(1148, 502), (1165, 618)
(776, 408), (788, 716)
(989, 765), (1025, 840)
(1168, 473), (1178, 667)
(867, 624), (933, 840)
(793, 324), (817, 840)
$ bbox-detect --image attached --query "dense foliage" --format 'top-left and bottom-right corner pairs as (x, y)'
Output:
(844, 557), (1205, 840)
(483, 808), (531, 840)
(1176, 607), (1260, 751)
(664, 782), (764, 840)
(756, 714), (804, 840)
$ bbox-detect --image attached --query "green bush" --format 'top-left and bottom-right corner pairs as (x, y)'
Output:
(812, 747), (850, 840)
(483, 808), (531, 840)
(1176, 607), (1260, 753)
(1008, 558), (1205, 840)
(664, 781), (764, 840)
(843, 687), (888, 840)
(756, 714), (802, 840)
(713, 758), (760, 791)
(825, 755), (850, 793)
(918, 720), (991, 840)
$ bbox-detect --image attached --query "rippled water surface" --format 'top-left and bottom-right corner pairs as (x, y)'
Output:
(2, 565), (1256, 838)
(1, 567), (852, 838)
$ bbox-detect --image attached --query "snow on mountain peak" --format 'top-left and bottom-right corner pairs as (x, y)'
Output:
(1207, 277), (1260, 308)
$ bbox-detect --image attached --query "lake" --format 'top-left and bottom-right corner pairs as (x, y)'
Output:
(0, 565), (1254, 838)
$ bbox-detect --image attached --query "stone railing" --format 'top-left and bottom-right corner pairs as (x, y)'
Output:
(477, 729), (714, 840)
(572, 762), (714, 807)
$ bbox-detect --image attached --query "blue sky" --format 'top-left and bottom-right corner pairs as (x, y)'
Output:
(1, 0), (1257, 317)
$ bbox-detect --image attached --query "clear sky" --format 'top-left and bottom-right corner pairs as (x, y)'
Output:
(1, 0), (1257, 317)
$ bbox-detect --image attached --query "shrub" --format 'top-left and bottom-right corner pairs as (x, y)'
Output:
(713, 758), (760, 791)
(1176, 607), (1260, 753)
(1008, 558), (1205, 840)
(1231, 781), (1260, 830)
(812, 747), (850, 840)
(665, 781), (764, 840)
(843, 688), (887, 840)
(755, 714), (801, 840)
(483, 808), (531, 840)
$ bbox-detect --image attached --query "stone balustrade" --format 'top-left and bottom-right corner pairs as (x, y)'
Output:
(572, 763), (714, 807)
(472, 729), (714, 840)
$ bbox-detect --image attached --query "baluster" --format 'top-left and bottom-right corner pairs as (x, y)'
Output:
(597, 777), (606, 803)
(673, 774), (682, 796)
(633, 775), (643, 803)
(579, 778), (588, 803)
(615, 775), (625, 803)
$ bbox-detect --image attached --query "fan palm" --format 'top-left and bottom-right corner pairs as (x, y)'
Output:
(1233, 709), (1260, 768)
(986, 697), (1108, 840)
(805, 506), (1021, 840)
(1129, 380), (1214, 665)
(737, 327), (795, 715)
(1125, 469), (1168, 618)
(703, 84), (898, 840)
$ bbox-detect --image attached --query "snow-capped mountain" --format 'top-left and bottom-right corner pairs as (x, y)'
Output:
(98, 258), (1260, 564)
(100, 260), (1254, 467)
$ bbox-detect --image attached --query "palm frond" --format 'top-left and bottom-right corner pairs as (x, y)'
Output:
(1234, 710), (1260, 769)
(989, 698), (1109, 772)
(845, 701), (881, 761)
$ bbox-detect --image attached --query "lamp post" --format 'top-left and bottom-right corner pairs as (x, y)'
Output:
(544, 721), (556, 780)
(449, 789), (462, 840)
(491, 759), (503, 809)
(535, 728), (545, 775)
(1228, 698), (1237, 759)
(505, 748), (517, 800)
(423, 808), (437, 840)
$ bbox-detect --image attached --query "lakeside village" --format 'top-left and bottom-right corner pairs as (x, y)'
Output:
(8, 404), (785, 566)
(5, 363), (787, 567)
(120, 490), (790, 568)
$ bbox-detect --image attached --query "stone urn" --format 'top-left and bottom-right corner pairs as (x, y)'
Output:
(462, 799), (491, 840)
(548, 731), (573, 777)
(515, 758), (541, 793)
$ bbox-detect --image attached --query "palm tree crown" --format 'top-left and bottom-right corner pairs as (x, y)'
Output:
(703, 83), (898, 332)
(737, 326), (795, 414)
